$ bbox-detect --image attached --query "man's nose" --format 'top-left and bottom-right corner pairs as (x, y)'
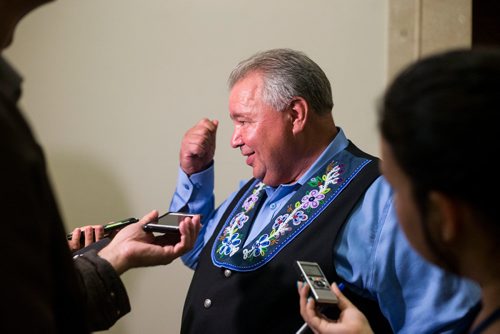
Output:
(230, 128), (242, 148)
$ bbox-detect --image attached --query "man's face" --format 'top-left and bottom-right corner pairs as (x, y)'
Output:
(228, 72), (296, 186)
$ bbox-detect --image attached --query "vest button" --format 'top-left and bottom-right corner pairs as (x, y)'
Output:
(224, 269), (232, 278)
(203, 299), (212, 308)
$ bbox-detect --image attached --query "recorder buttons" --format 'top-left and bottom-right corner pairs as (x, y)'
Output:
(203, 299), (212, 309)
(313, 278), (328, 288)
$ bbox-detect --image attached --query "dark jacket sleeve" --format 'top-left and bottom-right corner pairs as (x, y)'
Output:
(73, 250), (131, 331)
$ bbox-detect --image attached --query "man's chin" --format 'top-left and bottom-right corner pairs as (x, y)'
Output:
(252, 170), (265, 182)
(255, 174), (279, 187)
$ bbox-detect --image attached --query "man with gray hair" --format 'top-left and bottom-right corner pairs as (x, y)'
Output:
(170, 48), (480, 333)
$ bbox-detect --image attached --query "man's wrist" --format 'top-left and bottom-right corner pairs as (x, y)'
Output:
(98, 246), (127, 275)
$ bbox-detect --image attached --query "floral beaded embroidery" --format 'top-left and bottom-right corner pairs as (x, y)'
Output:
(212, 152), (371, 271)
(216, 182), (266, 257)
(241, 163), (343, 260)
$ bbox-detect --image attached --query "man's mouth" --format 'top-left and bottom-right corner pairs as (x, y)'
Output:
(241, 150), (255, 165)
(245, 154), (254, 165)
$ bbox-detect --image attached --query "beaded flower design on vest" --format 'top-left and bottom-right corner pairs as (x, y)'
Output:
(211, 151), (370, 271)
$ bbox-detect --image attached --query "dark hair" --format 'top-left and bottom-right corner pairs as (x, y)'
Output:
(379, 48), (500, 234)
(228, 48), (334, 115)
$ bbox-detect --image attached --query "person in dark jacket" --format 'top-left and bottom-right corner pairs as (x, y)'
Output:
(0, 1), (201, 332)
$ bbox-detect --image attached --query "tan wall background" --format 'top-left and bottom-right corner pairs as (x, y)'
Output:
(4, 0), (469, 333)
(388, 0), (471, 80)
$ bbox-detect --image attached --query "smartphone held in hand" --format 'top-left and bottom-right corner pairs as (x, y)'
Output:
(142, 212), (195, 234)
(66, 217), (139, 241)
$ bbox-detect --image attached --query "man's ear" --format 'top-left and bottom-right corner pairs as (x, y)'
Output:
(287, 97), (308, 134)
(428, 191), (463, 242)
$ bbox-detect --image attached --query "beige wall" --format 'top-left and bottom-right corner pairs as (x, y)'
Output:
(4, 0), (467, 333)
(388, 0), (471, 80)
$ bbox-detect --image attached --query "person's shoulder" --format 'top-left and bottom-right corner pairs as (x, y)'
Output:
(366, 175), (393, 199)
(359, 176), (396, 234)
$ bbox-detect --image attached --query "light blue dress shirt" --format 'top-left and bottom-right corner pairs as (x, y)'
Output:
(170, 128), (481, 333)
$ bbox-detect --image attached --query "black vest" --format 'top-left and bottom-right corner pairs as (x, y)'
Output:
(181, 142), (393, 333)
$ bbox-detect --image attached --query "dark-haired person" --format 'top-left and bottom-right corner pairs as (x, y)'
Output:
(0, 0), (201, 332)
(298, 48), (500, 334)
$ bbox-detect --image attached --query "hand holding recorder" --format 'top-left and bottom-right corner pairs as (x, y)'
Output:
(67, 212), (195, 252)
(297, 261), (373, 334)
(96, 210), (201, 275)
(67, 217), (138, 252)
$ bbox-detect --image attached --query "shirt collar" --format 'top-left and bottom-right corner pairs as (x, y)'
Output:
(264, 127), (348, 198)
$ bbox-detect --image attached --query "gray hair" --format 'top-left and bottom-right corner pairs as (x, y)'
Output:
(228, 48), (334, 114)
